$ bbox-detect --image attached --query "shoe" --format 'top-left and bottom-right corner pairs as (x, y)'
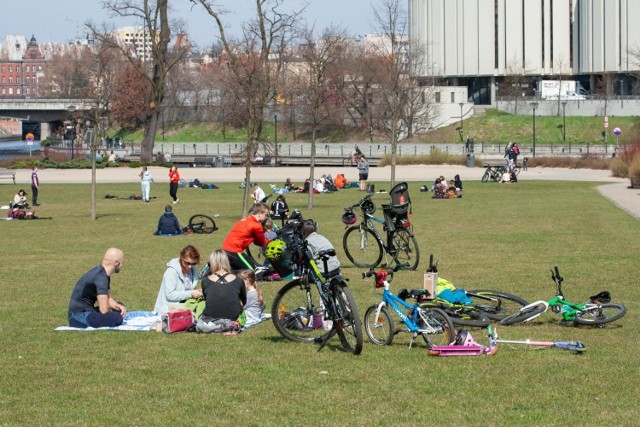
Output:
(172, 199), (178, 204)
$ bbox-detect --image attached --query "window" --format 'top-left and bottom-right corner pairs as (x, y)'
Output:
(9, 88), (13, 94)
(450, 92), (455, 103)
(1, 77), (4, 83)
(16, 88), (20, 95)
(26, 77), (30, 83)
(435, 92), (441, 103)
(26, 65), (30, 72)
(16, 77), (20, 84)
(26, 87), (30, 95)
(9, 65), (12, 72)
(9, 77), (12, 83)
(1, 88), (5, 95)
(16, 65), (20, 72)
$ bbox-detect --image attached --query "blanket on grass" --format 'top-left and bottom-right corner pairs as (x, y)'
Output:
(54, 311), (160, 332)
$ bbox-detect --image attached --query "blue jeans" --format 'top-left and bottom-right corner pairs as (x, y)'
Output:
(69, 310), (124, 328)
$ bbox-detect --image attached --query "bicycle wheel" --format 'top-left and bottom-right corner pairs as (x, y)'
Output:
(422, 301), (490, 327)
(188, 214), (217, 234)
(342, 158), (354, 167)
(343, 225), (383, 269)
(271, 280), (331, 343)
(574, 303), (626, 326)
(364, 305), (394, 346)
(481, 170), (490, 183)
(499, 302), (548, 325)
(391, 228), (420, 270)
(418, 307), (454, 348)
(467, 290), (529, 321)
(514, 167), (521, 176)
(331, 281), (363, 355)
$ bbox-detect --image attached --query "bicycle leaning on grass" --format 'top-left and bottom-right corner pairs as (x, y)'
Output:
(269, 224), (363, 355)
(342, 182), (420, 270)
(500, 266), (627, 327)
(362, 265), (454, 349)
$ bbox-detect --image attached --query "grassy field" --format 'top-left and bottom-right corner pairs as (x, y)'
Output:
(0, 177), (638, 425)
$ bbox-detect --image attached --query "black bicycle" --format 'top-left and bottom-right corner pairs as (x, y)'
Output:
(186, 214), (217, 234)
(270, 224), (363, 355)
(342, 182), (420, 270)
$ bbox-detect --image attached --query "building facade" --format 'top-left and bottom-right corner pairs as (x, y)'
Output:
(0, 35), (45, 99)
(409, 0), (640, 103)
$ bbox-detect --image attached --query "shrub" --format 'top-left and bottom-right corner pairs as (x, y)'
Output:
(610, 158), (628, 178)
(378, 148), (466, 167)
(611, 141), (640, 178)
(628, 155), (640, 188)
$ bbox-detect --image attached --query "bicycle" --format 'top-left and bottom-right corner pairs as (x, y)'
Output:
(185, 214), (217, 234)
(500, 266), (627, 327)
(481, 163), (521, 183)
(270, 227), (363, 355)
(342, 182), (420, 270)
(362, 265), (454, 349)
(342, 144), (363, 167)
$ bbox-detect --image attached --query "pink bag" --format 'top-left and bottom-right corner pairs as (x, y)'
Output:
(162, 309), (194, 333)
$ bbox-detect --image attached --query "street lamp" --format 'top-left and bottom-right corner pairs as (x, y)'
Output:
(459, 102), (464, 140)
(67, 105), (77, 160)
(561, 101), (567, 144)
(529, 101), (539, 158)
(274, 113), (278, 166)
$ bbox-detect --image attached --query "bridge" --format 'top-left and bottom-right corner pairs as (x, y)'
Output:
(0, 98), (94, 140)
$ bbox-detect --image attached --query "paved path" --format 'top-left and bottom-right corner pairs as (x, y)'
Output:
(7, 165), (640, 220)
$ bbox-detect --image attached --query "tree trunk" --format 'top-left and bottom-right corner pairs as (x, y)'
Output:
(140, 108), (160, 163)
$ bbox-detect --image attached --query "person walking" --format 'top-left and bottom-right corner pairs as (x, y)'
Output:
(139, 166), (154, 202)
(31, 166), (40, 206)
(168, 164), (180, 203)
(357, 155), (369, 191)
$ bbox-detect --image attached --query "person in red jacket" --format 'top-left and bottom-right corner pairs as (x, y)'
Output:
(222, 203), (271, 272)
(168, 165), (180, 203)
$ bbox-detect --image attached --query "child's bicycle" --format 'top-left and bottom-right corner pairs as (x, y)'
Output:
(183, 214), (218, 234)
(270, 230), (363, 355)
(362, 265), (454, 349)
(500, 266), (627, 327)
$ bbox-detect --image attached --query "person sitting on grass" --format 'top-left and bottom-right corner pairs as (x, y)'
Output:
(13, 189), (30, 209)
(154, 245), (202, 317)
(68, 248), (127, 328)
(432, 178), (446, 199)
(155, 205), (183, 235)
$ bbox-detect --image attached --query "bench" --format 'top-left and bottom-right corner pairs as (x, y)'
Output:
(0, 169), (16, 184)
(193, 157), (215, 167)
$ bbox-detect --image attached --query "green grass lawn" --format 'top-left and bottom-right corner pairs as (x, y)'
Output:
(0, 178), (638, 425)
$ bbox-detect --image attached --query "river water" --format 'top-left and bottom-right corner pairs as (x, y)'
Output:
(0, 140), (41, 160)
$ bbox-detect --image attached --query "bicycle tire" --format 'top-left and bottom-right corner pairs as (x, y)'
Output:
(467, 290), (529, 321)
(418, 307), (455, 348)
(574, 303), (626, 326)
(499, 302), (548, 325)
(364, 305), (394, 346)
(514, 167), (521, 176)
(188, 214), (217, 234)
(491, 171), (502, 182)
(391, 228), (420, 270)
(343, 225), (383, 269)
(421, 301), (490, 327)
(331, 281), (363, 355)
(342, 158), (354, 167)
(481, 170), (490, 183)
(270, 280), (332, 343)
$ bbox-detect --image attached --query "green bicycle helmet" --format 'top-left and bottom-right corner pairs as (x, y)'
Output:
(265, 239), (287, 260)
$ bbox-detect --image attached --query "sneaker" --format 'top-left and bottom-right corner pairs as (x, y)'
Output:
(172, 199), (179, 204)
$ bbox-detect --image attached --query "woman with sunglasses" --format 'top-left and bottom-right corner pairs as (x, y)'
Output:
(154, 245), (203, 316)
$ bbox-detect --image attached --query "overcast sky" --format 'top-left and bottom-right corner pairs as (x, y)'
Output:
(1, 0), (378, 49)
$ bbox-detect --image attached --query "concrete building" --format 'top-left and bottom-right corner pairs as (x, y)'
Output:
(113, 26), (153, 61)
(409, 0), (640, 104)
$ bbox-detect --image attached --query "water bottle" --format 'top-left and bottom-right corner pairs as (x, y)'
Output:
(312, 307), (323, 329)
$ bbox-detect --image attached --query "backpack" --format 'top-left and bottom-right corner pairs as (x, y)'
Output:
(513, 145), (520, 155)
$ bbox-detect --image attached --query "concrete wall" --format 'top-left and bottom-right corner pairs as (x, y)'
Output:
(495, 98), (640, 117)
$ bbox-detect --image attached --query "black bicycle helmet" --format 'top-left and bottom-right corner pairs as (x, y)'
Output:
(342, 210), (357, 225)
(361, 199), (376, 214)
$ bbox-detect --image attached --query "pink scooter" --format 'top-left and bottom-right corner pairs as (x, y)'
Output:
(428, 326), (585, 357)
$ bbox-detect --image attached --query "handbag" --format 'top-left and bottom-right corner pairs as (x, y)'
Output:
(161, 309), (194, 333)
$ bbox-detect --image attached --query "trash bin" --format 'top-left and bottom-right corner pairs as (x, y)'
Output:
(466, 152), (475, 167)
(215, 156), (225, 168)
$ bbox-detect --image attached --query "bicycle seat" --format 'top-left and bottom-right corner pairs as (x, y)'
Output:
(317, 249), (336, 260)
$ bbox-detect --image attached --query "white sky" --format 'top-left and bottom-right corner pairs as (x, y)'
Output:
(1, 0), (378, 49)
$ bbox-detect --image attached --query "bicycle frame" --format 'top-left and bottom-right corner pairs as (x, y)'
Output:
(360, 208), (412, 263)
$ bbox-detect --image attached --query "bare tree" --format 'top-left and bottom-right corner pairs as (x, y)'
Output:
(97, 0), (189, 162)
(289, 26), (347, 208)
(191, 0), (301, 215)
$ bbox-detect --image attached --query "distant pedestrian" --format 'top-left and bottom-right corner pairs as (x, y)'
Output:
(168, 164), (180, 203)
(31, 166), (40, 206)
(357, 155), (369, 191)
(139, 166), (154, 202)
(465, 136), (471, 152)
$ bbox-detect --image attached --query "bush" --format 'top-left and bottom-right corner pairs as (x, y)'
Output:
(378, 148), (467, 167)
(611, 158), (628, 178)
(628, 155), (640, 188)
(611, 141), (640, 179)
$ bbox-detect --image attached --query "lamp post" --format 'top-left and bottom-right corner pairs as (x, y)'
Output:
(561, 101), (567, 144)
(529, 101), (539, 158)
(67, 105), (76, 160)
(459, 102), (464, 140)
(274, 113), (278, 166)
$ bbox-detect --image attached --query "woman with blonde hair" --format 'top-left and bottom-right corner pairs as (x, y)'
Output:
(201, 250), (247, 321)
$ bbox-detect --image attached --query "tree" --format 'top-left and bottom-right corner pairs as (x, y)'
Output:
(192, 0), (301, 216)
(97, 0), (189, 162)
(290, 26), (347, 209)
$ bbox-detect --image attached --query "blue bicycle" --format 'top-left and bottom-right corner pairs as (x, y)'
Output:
(342, 183), (420, 270)
(363, 266), (454, 348)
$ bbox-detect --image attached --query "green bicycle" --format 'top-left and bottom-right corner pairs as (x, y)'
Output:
(500, 266), (627, 327)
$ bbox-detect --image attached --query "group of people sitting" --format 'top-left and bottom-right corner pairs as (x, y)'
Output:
(68, 202), (341, 333)
(431, 175), (463, 199)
